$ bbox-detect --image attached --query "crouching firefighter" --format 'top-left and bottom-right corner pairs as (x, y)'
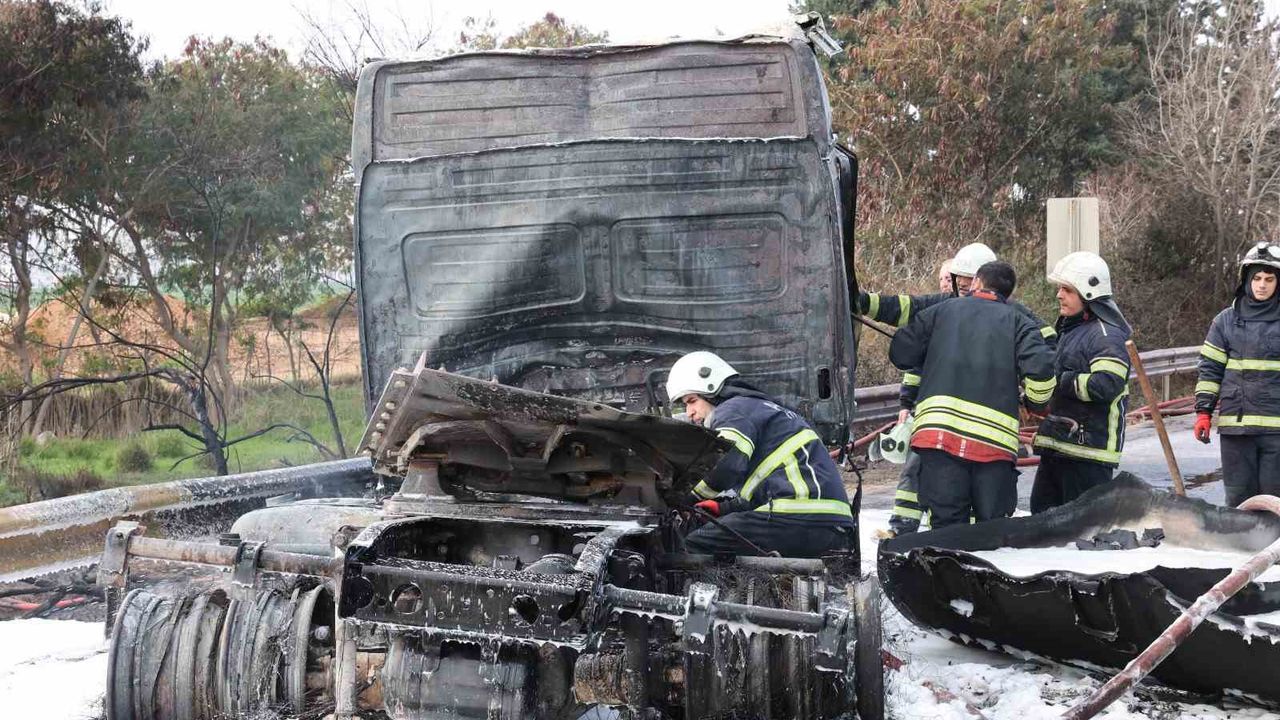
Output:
(666, 351), (855, 558)
(1193, 241), (1280, 507)
(1031, 251), (1132, 513)
(888, 261), (1057, 528)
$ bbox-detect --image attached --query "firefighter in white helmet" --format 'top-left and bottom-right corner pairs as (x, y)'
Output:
(1193, 241), (1280, 507)
(861, 244), (1054, 535)
(1031, 251), (1133, 512)
(666, 351), (854, 558)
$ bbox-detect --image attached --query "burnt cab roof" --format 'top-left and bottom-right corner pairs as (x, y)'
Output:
(352, 37), (857, 443)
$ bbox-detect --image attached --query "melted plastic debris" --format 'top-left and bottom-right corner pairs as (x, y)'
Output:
(967, 544), (1280, 582)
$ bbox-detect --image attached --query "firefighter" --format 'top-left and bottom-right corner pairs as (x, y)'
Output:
(877, 248), (1052, 535)
(858, 242), (1057, 346)
(885, 258), (957, 537)
(1030, 251), (1132, 513)
(888, 261), (1056, 528)
(667, 351), (855, 558)
(1193, 241), (1280, 507)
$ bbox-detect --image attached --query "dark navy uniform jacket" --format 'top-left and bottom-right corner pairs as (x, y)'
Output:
(1033, 311), (1131, 466)
(691, 396), (852, 524)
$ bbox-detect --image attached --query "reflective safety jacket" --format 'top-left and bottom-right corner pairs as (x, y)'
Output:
(859, 290), (1058, 349)
(690, 396), (852, 522)
(859, 290), (1056, 409)
(1196, 307), (1280, 434)
(1032, 312), (1131, 466)
(889, 291), (1056, 462)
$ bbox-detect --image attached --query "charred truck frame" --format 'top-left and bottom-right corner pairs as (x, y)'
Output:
(101, 18), (879, 720)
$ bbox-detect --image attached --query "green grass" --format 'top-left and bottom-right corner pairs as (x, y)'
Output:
(1, 382), (367, 506)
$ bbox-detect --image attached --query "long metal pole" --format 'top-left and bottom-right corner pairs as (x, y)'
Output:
(854, 313), (896, 338)
(1062, 494), (1280, 720)
(1125, 340), (1186, 496)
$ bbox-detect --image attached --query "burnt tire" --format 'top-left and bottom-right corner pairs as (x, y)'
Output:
(853, 576), (885, 720)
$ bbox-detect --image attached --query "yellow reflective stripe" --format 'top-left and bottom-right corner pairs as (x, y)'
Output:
(892, 506), (923, 520)
(1040, 325), (1057, 339)
(897, 295), (912, 326)
(1033, 435), (1122, 464)
(716, 427), (754, 457)
(895, 489), (918, 502)
(1108, 386), (1128, 456)
(1075, 373), (1092, 402)
(915, 395), (1019, 434)
(740, 429), (820, 501)
(914, 409), (1019, 451)
(1201, 343), (1227, 364)
(782, 455), (809, 500)
(692, 481), (717, 499)
(1195, 380), (1221, 395)
(1218, 415), (1280, 428)
(902, 372), (922, 387)
(1090, 357), (1129, 380)
(867, 292), (881, 319)
(1226, 358), (1280, 371)
(754, 498), (852, 517)
(1024, 376), (1055, 404)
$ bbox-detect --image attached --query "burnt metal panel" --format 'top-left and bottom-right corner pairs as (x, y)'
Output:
(356, 139), (851, 441)
(879, 476), (1280, 702)
(352, 40), (826, 173)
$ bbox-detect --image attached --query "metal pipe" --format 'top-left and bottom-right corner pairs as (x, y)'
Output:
(603, 585), (828, 633)
(656, 553), (826, 574)
(1062, 494), (1280, 720)
(127, 535), (338, 577)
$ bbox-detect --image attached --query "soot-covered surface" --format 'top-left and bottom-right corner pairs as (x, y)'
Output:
(879, 475), (1280, 701)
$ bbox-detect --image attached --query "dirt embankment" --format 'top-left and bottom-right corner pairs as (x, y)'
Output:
(2, 294), (361, 384)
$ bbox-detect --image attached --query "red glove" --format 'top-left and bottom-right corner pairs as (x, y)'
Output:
(1194, 413), (1212, 444)
(694, 500), (721, 517)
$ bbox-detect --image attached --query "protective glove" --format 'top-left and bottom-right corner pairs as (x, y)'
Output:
(694, 499), (721, 517)
(1194, 412), (1213, 444)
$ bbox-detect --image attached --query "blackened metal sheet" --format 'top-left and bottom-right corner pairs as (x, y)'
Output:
(361, 365), (724, 499)
(878, 475), (1280, 701)
(352, 40), (825, 171)
(356, 139), (852, 442)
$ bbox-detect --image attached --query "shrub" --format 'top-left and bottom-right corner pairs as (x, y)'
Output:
(64, 441), (101, 461)
(10, 466), (104, 502)
(116, 443), (154, 473)
(151, 434), (188, 458)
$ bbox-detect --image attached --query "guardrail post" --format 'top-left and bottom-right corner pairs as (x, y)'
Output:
(1162, 375), (1170, 402)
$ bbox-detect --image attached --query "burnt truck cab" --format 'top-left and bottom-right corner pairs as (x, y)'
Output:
(102, 21), (879, 720)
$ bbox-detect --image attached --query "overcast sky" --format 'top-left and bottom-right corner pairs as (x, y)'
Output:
(103, 0), (799, 60)
(101, 1), (1280, 63)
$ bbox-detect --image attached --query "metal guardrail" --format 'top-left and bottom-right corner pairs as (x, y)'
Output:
(852, 345), (1200, 424)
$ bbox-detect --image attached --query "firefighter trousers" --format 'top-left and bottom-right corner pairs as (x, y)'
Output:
(888, 449), (924, 535)
(1030, 454), (1113, 514)
(684, 511), (854, 558)
(1220, 434), (1280, 508)
(915, 449), (1016, 528)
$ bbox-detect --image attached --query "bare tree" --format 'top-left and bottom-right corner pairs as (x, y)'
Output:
(250, 287), (355, 460)
(1126, 3), (1280, 291)
(297, 0), (438, 120)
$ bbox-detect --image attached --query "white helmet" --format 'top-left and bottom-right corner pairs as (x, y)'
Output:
(1240, 241), (1280, 279)
(1049, 251), (1112, 300)
(950, 243), (998, 277)
(666, 351), (739, 403)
